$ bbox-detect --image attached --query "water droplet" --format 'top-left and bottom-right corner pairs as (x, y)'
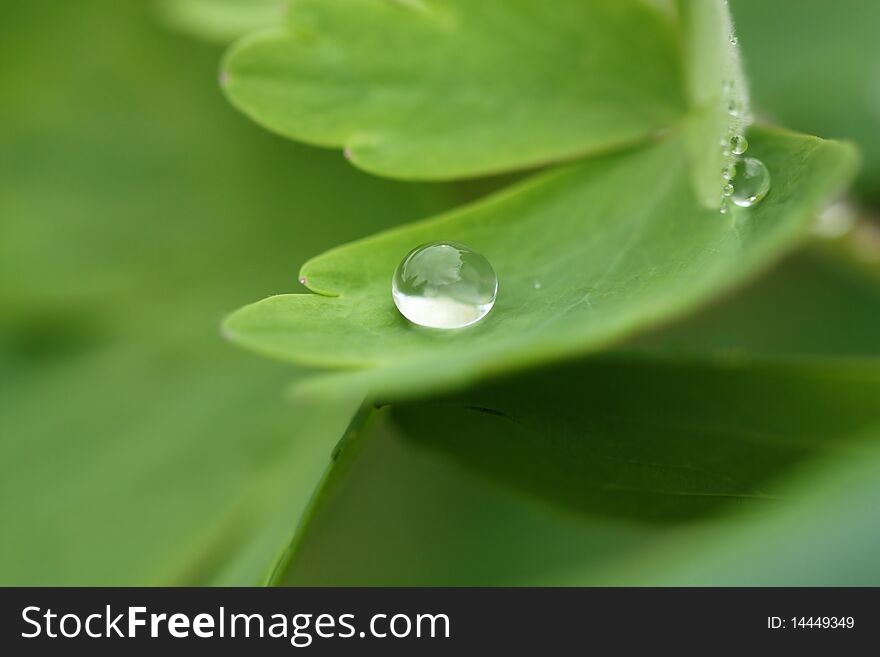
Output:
(731, 135), (748, 155)
(729, 35), (738, 45)
(723, 183), (734, 197)
(722, 163), (737, 181)
(392, 241), (497, 329)
(731, 157), (771, 208)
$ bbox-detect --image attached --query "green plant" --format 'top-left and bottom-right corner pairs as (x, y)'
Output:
(218, 0), (856, 399)
(3, 0), (879, 586)
(188, 0), (879, 585)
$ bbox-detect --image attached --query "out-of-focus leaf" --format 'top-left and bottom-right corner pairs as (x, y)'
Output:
(279, 358), (880, 585)
(157, 0), (285, 43)
(225, 127), (856, 401)
(586, 441), (880, 586)
(732, 0), (880, 202)
(0, 0), (454, 585)
(0, 348), (362, 586)
(222, 0), (687, 180)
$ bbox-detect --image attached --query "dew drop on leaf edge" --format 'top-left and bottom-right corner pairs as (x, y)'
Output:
(731, 135), (749, 156)
(731, 157), (772, 208)
(392, 241), (497, 329)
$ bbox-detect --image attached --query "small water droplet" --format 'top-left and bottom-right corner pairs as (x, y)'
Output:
(731, 157), (771, 208)
(392, 241), (497, 329)
(723, 183), (734, 197)
(722, 163), (737, 181)
(729, 35), (738, 45)
(731, 135), (749, 155)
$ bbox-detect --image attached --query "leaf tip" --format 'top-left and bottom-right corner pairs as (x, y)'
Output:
(219, 315), (239, 344)
(802, 133), (862, 195)
(296, 262), (340, 297)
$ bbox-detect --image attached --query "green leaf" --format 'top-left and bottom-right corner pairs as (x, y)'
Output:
(396, 359), (880, 523)
(678, 0), (750, 208)
(224, 127), (857, 401)
(277, 358), (880, 585)
(595, 442), (880, 586)
(157, 0), (286, 43)
(732, 0), (880, 203)
(1, 349), (361, 586)
(221, 0), (687, 179)
(0, 0), (456, 585)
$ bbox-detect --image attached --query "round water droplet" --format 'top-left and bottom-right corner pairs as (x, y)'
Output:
(731, 135), (749, 155)
(723, 183), (734, 197)
(392, 241), (497, 329)
(731, 157), (771, 208)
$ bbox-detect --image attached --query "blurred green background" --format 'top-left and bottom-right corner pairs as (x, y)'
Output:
(0, 0), (458, 585)
(1, 0), (879, 585)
